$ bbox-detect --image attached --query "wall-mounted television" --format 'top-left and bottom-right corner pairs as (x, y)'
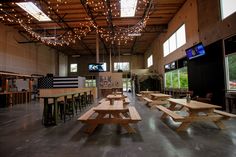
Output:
(88, 63), (106, 72)
(186, 43), (206, 60)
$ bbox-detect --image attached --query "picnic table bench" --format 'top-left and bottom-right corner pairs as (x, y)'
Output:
(78, 100), (141, 134)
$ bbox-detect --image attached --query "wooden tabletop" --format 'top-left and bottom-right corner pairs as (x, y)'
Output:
(151, 93), (171, 98)
(39, 90), (90, 99)
(168, 98), (221, 109)
(93, 100), (126, 112)
(106, 94), (124, 99)
(140, 91), (157, 94)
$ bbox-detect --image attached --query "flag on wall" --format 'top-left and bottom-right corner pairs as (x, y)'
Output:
(38, 77), (53, 89)
(38, 77), (82, 89)
(53, 77), (79, 88)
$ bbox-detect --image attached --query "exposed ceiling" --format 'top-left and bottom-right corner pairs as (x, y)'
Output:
(0, 0), (186, 56)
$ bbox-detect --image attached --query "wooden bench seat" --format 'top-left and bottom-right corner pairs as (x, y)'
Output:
(152, 100), (169, 105)
(128, 106), (142, 121)
(143, 97), (153, 103)
(214, 110), (236, 118)
(78, 108), (95, 122)
(136, 94), (142, 97)
(156, 105), (184, 121)
(124, 98), (131, 104)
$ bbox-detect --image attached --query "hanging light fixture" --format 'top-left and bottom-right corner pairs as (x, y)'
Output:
(117, 41), (123, 72)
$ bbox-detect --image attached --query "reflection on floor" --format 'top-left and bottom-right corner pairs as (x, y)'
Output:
(0, 93), (236, 157)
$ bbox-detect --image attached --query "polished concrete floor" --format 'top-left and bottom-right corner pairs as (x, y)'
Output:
(0, 93), (236, 157)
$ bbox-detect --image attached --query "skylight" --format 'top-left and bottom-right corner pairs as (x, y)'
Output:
(16, 2), (51, 21)
(120, 0), (138, 17)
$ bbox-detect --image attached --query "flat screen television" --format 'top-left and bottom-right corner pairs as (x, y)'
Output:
(185, 43), (206, 60)
(88, 63), (106, 72)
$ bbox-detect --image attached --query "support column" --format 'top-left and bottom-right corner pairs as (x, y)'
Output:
(96, 34), (99, 63)
(109, 46), (112, 72)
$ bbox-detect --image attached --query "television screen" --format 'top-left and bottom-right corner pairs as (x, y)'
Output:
(88, 63), (105, 72)
(186, 43), (206, 60)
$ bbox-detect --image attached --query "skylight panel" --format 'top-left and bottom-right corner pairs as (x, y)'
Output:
(16, 2), (51, 21)
(120, 0), (138, 17)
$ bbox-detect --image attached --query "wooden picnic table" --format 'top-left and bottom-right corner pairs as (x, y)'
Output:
(143, 93), (171, 107)
(140, 91), (159, 98)
(157, 98), (236, 131)
(151, 93), (171, 100)
(78, 100), (141, 134)
(106, 94), (125, 105)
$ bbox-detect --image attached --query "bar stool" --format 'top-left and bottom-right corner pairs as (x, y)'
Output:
(226, 93), (236, 113)
(75, 93), (82, 112)
(88, 91), (94, 104)
(65, 98), (74, 118)
(80, 92), (88, 108)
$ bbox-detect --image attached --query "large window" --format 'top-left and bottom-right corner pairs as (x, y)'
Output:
(85, 76), (96, 87)
(70, 64), (77, 72)
(220, 0), (236, 19)
(165, 67), (188, 89)
(147, 55), (153, 67)
(226, 53), (236, 90)
(163, 24), (186, 57)
(123, 78), (131, 92)
(100, 62), (107, 71)
(114, 62), (130, 71)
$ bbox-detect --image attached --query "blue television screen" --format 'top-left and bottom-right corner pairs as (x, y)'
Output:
(186, 43), (206, 60)
(88, 63), (105, 72)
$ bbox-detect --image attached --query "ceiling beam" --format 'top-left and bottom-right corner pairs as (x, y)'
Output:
(42, 0), (94, 55)
(80, 0), (109, 55)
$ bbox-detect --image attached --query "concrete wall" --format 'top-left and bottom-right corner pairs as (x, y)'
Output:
(0, 23), (57, 75)
(198, 0), (236, 45)
(68, 54), (144, 76)
(145, 0), (200, 75)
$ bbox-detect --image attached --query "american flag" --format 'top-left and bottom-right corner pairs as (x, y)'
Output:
(38, 77), (79, 89)
(53, 77), (79, 88)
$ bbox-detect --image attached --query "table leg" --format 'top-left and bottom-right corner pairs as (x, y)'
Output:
(85, 113), (106, 134)
(214, 120), (226, 129)
(176, 122), (191, 131)
(53, 98), (58, 125)
(112, 112), (136, 133)
(43, 98), (48, 125)
(161, 103), (177, 119)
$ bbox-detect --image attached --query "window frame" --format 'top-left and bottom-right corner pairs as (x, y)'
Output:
(70, 63), (78, 73)
(220, 0), (236, 20)
(147, 54), (153, 68)
(114, 62), (130, 71)
(163, 24), (186, 57)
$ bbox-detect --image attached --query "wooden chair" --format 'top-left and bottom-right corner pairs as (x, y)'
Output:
(195, 92), (213, 103)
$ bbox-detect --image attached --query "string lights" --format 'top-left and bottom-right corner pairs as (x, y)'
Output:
(0, 0), (152, 46)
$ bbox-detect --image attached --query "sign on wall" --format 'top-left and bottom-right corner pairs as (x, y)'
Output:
(98, 72), (122, 89)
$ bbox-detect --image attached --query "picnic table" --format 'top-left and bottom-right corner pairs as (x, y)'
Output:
(143, 93), (171, 107)
(106, 94), (125, 105)
(156, 98), (236, 131)
(78, 100), (141, 134)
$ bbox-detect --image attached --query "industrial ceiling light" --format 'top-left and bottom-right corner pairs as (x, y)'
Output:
(16, 2), (51, 21)
(120, 0), (138, 17)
